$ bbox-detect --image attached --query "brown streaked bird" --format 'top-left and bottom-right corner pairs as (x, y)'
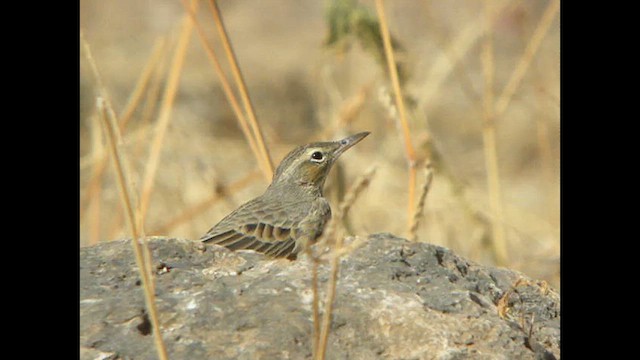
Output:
(201, 132), (370, 259)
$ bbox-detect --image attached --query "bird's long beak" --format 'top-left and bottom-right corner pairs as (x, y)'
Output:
(333, 131), (370, 158)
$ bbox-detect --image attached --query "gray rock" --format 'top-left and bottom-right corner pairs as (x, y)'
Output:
(80, 234), (560, 360)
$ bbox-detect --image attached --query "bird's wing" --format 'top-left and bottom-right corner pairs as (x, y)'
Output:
(201, 196), (323, 258)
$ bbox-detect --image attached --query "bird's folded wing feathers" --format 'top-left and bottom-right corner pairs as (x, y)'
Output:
(201, 225), (298, 257)
(200, 198), (308, 257)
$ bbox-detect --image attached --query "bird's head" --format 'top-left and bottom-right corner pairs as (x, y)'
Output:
(270, 132), (370, 191)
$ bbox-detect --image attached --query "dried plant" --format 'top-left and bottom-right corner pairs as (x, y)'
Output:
(140, 1), (197, 223)
(409, 163), (435, 242)
(81, 31), (168, 360)
(314, 165), (377, 360)
(208, 0), (274, 178)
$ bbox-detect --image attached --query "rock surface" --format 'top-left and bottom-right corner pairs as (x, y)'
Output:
(80, 234), (560, 360)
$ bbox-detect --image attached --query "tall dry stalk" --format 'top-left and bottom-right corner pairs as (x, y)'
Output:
(118, 37), (168, 132)
(315, 166), (376, 360)
(208, 0), (274, 179)
(180, 0), (272, 183)
(87, 114), (104, 245)
(535, 90), (556, 223)
(139, 0), (196, 222)
(408, 163), (434, 242)
(421, 4), (480, 105)
(82, 38), (169, 244)
(81, 31), (168, 360)
(96, 98), (168, 360)
(310, 255), (321, 356)
(139, 38), (174, 132)
(416, 0), (517, 113)
(479, 0), (559, 266)
(481, 1), (508, 266)
(374, 0), (419, 233)
(494, 0), (560, 119)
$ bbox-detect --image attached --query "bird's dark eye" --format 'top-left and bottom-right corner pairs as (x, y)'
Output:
(311, 151), (324, 161)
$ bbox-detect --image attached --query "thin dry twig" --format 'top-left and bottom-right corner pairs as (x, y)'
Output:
(421, 4), (481, 105)
(80, 31), (148, 271)
(501, 0), (564, 238)
(97, 97), (167, 359)
(416, 0), (517, 112)
(82, 38), (169, 244)
(140, 1), (196, 222)
(315, 165), (377, 360)
(311, 256), (321, 355)
(481, 0), (508, 266)
(88, 113), (104, 245)
(208, 0), (274, 179)
(409, 163), (434, 242)
(139, 36), (174, 133)
(118, 37), (168, 132)
(534, 86), (556, 221)
(179, 0), (271, 183)
(131, 36), (176, 205)
(494, 0), (560, 119)
(96, 98), (168, 360)
(374, 0), (419, 233)
(82, 30), (168, 359)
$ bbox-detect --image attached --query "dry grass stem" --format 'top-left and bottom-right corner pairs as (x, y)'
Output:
(314, 244), (338, 360)
(315, 165), (376, 360)
(82, 39), (169, 243)
(318, 165), (378, 248)
(533, 63), (557, 223)
(83, 29), (167, 359)
(84, 127), (154, 240)
(96, 97), (168, 360)
(417, 0), (516, 111)
(180, 0), (271, 183)
(208, 0), (274, 179)
(336, 165), (377, 221)
(409, 163), (434, 242)
(139, 37), (174, 132)
(496, 287), (511, 319)
(481, 1), (508, 266)
(118, 37), (167, 132)
(311, 257), (321, 356)
(535, 105), (554, 186)
(494, 0), (560, 119)
(80, 31), (109, 101)
(535, 99), (556, 220)
(374, 0), (419, 233)
(88, 114), (104, 245)
(140, 1), (196, 222)
(421, 5), (480, 105)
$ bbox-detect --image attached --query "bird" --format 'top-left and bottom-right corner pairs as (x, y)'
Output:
(201, 132), (370, 259)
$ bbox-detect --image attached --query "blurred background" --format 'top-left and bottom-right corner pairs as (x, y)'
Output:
(80, 0), (559, 289)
